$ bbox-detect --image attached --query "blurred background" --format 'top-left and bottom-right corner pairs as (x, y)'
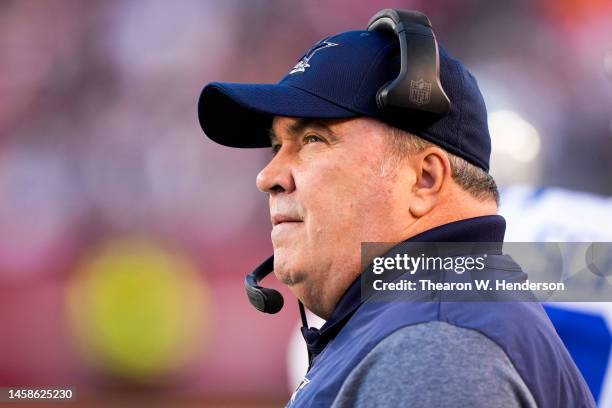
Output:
(0, 0), (611, 406)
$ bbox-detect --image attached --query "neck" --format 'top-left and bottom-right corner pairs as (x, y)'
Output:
(403, 193), (497, 241)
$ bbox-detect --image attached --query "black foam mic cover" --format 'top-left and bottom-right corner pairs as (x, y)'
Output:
(245, 279), (284, 314)
(244, 255), (285, 314)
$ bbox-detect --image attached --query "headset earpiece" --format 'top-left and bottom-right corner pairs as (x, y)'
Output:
(367, 9), (450, 117)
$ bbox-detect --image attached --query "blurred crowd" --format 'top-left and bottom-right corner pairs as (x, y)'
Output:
(0, 0), (610, 405)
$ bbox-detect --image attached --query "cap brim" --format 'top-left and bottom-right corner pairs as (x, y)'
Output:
(198, 82), (359, 148)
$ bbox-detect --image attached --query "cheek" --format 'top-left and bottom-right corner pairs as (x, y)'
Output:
(300, 162), (394, 233)
(295, 165), (352, 237)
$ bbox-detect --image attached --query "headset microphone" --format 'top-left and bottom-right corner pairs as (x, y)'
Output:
(244, 255), (284, 314)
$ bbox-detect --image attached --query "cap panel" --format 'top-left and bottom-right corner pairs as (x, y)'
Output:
(350, 38), (400, 115)
(279, 31), (396, 114)
(456, 68), (491, 171)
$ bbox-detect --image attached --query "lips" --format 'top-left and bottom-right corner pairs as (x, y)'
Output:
(271, 214), (303, 226)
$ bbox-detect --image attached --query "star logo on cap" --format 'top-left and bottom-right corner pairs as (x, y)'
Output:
(289, 41), (338, 74)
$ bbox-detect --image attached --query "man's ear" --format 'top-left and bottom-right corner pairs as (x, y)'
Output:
(409, 147), (452, 218)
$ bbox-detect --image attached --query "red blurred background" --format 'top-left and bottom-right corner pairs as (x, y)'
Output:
(0, 0), (611, 406)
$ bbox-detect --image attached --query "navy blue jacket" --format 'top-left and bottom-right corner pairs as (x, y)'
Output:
(280, 215), (595, 407)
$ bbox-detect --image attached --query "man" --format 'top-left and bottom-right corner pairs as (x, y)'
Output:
(197, 9), (595, 408)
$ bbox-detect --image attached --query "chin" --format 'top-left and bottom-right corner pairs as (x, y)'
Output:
(273, 252), (307, 286)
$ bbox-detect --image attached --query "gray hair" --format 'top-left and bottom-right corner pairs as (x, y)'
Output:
(386, 127), (500, 206)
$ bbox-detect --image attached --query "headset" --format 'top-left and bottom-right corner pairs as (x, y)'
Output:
(244, 9), (450, 315)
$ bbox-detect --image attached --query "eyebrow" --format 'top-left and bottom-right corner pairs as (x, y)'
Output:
(268, 118), (337, 144)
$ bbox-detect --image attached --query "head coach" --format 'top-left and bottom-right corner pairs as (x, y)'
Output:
(197, 9), (595, 408)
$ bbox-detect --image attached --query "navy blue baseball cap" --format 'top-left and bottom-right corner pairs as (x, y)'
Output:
(198, 30), (491, 171)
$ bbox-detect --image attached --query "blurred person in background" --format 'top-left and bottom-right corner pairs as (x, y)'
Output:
(198, 8), (595, 408)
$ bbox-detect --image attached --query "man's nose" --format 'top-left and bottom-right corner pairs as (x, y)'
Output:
(256, 150), (296, 194)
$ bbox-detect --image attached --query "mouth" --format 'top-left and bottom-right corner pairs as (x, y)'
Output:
(271, 214), (303, 227)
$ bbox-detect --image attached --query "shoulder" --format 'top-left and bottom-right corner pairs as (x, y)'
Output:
(331, 321), (537, 408)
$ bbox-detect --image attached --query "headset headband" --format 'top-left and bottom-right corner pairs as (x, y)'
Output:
(367, 9), (450, 116)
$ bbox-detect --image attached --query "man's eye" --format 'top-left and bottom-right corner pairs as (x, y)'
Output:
(303, 134), (323, 144)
